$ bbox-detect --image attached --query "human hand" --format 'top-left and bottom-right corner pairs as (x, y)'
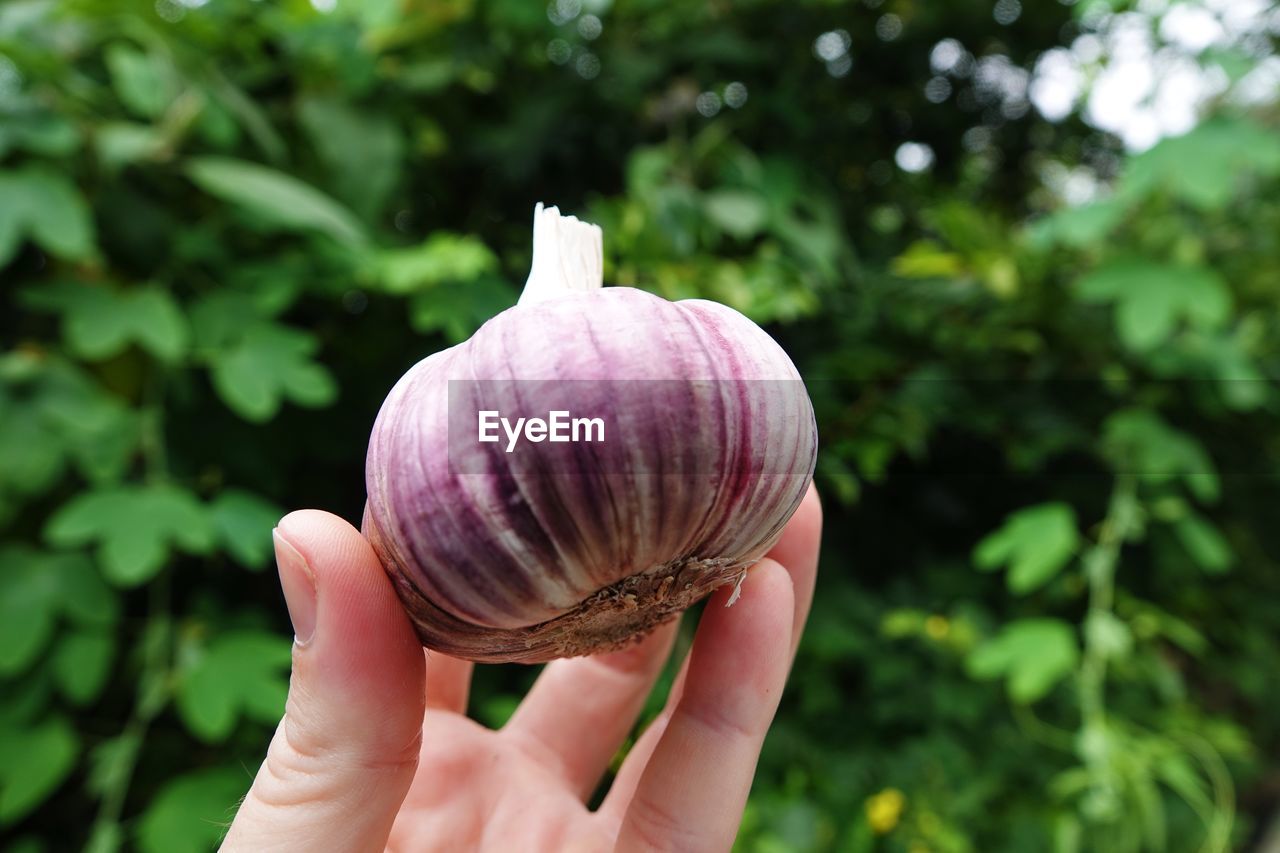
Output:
(222, 485), (821, 853)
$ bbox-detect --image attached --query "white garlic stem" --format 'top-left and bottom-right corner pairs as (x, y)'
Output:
(519, 202), (605, 305)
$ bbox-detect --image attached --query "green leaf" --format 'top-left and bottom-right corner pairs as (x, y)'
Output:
(0, 716), (79, 824)
(175, 630), (291, 741)
(1174, 512), (1233, 574)
(16, 169), (96, 261)
(94, 287), (187, 362)
(973, 503), (1079, 594)
(105, 44), (179, 119)
(0, 355), (140, 488)
(1154, 752), (1212, 812)
(210, 489), (283, 569)
(1130, 761), (1167, 851)
(1103, 410), (1219, 501)
(193, 93), (240, 149)
(297, 95), (404, 221)
(189, 291), (270, 351)
(410, 277), (517, 343)
(95, 122), (166, 172)
(1119, 117), (1280, 210)
(135, 767), (249, 853)
(1027, 198), (1125, 249)
(1076, 259), (1231, 351)
(26, 282), (189, 362)
(967, 618), (1079, 703)
(816, 453), (860, 506)
(65, 405), (140, 483)
(0, 558), (56, 674)
(397, 58), (458, 92)
(704, 189), (768, 239)
(51, 627), (116, 705)
(186, 156), (368, 247)
(890, 240), (966, 279)
(202, 72), (286, 162)
(0, 167), (96, 265)
(0, 546), (116, 676)
(209, 322), (338, 421)
(0, 394), (67, 496)
(0, 111), (78, 158)
(1123, 599), (1207, 655)
(44, 484), (215, 586)
(369, 232), (498, 295)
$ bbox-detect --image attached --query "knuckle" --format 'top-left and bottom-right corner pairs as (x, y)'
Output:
(622, 793), (704, 852)
(248, 718), (421, 811)
(681, 699), (757, 743)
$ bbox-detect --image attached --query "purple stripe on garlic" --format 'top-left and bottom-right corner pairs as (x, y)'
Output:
(363, 204), (817, 663)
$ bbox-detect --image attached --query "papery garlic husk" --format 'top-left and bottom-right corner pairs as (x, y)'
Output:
(363, 204), (817, 663)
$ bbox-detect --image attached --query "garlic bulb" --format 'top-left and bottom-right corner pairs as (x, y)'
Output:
(363, 204), (817, 663)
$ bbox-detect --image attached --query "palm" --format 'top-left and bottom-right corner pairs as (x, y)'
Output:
(391, 710), (612, 851)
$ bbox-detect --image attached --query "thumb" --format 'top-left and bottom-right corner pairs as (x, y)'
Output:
(223, 510), (426, 853)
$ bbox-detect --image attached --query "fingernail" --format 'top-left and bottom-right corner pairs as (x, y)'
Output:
(274, 528), (317, 646)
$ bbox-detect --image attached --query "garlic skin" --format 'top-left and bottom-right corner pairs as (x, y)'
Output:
(363, 206), (817, 663)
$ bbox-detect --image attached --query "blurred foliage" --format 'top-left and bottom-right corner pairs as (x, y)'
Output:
(2, 0), (1279, 851)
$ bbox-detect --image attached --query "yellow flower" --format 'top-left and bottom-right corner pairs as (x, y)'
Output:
(865, 788), (906, 834)
(924, 615), (950, 641)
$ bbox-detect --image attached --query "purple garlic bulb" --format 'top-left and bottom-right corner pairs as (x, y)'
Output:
(363, 205), (817, 663)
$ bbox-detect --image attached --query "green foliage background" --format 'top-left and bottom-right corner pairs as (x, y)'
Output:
(2, 0), (1279, 850)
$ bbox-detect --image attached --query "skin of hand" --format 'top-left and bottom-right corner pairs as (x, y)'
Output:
(221, 484), (822, 853)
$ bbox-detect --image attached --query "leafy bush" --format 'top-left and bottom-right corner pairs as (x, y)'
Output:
(2, 1), (1278, 851)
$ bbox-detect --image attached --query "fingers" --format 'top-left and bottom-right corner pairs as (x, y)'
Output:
(502, 484), (818, 803)
(595, 655), (690, 819)
(424, 650), (473, 713)
(222, 511), (426, 853)
(602, 485), (822, 829)
(502, 620), (679, 799)
(767, 483), (822, 658)
(613, 560), (795, 852)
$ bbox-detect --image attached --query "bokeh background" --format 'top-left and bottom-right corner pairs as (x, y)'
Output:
(3, 0), (1280, 850)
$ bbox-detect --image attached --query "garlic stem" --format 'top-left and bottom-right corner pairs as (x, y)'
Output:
(519, 202), (604, 305)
